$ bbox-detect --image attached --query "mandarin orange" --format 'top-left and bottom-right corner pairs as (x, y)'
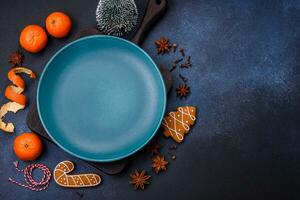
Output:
(46, 12), (72, 38)
(19, 25), (48, 53)
(13, 132), (43, 161)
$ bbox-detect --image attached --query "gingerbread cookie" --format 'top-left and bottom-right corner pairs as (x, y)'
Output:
(162, 106), (197, 143)
(54, 161), (101, 188)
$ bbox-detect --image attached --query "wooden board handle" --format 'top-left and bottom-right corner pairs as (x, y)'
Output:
(131, 0), (167, 45)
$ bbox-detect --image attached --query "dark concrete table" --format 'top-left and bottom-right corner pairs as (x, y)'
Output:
(1, 0), (300, 199)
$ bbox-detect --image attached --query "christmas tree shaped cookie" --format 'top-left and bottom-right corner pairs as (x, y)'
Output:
(162, 106), (197, 143)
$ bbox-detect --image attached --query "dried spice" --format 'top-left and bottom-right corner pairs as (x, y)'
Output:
(172, 43), (177, 52)
(187, 56), (191, 64)
(180, 63), (188, 68)
(170, 63), (177, 72)
(179, 48), (185, 57)
(174, 58), (183, 64)
(180, 56), (192, 68)
(179, 74), (188, 83)
(130, 170), (151, 190)
(180, 63), (192, 68)
(145, 143), (160, 155)
(170, 58), (183, 72)
(153, 37), (193, 100)
(176, 84), (190, 98)
(172, 155), (176, 160)
(152, 155), (168, 174)
(155, 37), (171, 54)
(9, 51), (24, 66)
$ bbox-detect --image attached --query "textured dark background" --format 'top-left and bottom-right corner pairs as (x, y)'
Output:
(1, 0), (300, 199)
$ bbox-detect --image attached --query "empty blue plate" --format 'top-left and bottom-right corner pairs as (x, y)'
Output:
(37, 35), (166, 162)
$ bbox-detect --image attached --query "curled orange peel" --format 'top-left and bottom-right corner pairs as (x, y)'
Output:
(0, 67), (36, 133)
(5, 67), (36, 106)
(5, 85), (26, 106)
(7, 67), (36, 89)
(0, 102), (25, 133)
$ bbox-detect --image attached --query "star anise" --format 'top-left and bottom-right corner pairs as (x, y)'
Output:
(179, 48), (185, 57)
(9, 51), (24, 66)
(130, 170), (151, 190)
(145, 142), (160, 155)
(152, 155), (168, 174)
(176, 84), (190, 98)
(155, 37), (171, 54)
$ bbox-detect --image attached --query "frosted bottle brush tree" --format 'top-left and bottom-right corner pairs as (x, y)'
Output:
(96, 0), (138, 36)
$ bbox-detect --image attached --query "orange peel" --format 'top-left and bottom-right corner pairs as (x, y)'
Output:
(5, 67), (36, 105)
(7, 67), (36, 89)
(1, 67), (36, 132)
(5, 85), (26, 106)
(0, 102), (25, 133)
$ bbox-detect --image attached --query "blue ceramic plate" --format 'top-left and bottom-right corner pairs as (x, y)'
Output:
(37, 35), (166, 162)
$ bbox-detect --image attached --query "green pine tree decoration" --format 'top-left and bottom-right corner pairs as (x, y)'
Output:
(96, 0), (138, 36)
